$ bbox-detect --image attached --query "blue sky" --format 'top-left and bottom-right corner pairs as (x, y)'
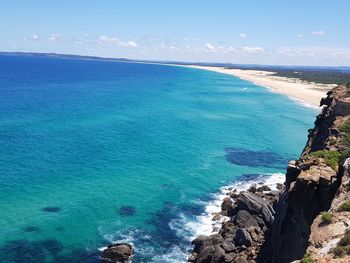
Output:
(1, 0), (349, 66)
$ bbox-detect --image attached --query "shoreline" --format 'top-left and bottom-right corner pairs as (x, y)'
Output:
(186, 173), (285, 239)
(179, 65), (337, 108)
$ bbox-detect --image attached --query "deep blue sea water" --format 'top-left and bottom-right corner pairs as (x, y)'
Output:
(0, 55), (317, 262)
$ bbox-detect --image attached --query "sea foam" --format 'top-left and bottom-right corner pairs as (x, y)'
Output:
(179, 173), (285, 240)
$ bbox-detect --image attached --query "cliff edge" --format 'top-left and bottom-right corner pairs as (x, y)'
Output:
(188, 83), (350, 263)
(271, 83), (350, 262)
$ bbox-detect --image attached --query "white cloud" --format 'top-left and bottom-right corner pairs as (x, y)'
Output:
(297, 34), (304, 38)
(205, 43), (215, 50)
(31, 34), (39, 40)
(121, 40), (138, 48)
(99, 35), (138, 48)
(99, 35), (119, 44)
(23, 34), (40, 41)
(48, 33), (61, 42)
(311, 30), (326, 36)
(239, 33), (247, 38)
(241, 46), (264, 54)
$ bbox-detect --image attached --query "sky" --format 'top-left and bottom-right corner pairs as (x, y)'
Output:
(1, 0), (350, 66)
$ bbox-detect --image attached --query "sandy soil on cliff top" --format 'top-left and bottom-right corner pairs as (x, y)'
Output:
(184, 65), (337, 108)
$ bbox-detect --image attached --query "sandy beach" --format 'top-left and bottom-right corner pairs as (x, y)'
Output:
(184, 65), (337, 108)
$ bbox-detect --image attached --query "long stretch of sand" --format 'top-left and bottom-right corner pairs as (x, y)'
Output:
(184, 65), (337, 108)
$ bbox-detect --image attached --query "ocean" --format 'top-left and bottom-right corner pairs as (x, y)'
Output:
(0, 55), (316, 262)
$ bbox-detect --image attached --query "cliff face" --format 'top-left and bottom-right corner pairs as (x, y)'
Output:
(188, 84), (350, 263)
(271, 84), (350, 263)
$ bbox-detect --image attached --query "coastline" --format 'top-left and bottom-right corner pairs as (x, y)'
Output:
(180, 65), (337, 108)
(187, 84), (350, 263)
(185, 173), (285, 239)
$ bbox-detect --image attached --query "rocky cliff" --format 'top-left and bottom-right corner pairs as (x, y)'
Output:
(271, 84), (350, 263)
(188, 84), (350, 263)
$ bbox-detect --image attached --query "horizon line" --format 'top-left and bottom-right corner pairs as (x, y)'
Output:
(1, 50), (350, 69)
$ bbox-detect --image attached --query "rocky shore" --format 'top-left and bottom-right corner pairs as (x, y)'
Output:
(188, 183), (282, 263)
(188, 83), (350, 263)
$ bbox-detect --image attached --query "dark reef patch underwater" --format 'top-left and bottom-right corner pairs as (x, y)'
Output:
(22, 226), (41, 233)
(225, 147), (291, 169)
(0, 239), (100, 263)
(41, 207), (61, 213)
(118, 206), (136, 216)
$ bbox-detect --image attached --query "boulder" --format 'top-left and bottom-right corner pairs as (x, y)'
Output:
(236, 192), (266, 215)
(192, 234), (223, 253)
(248, 184), (257, 193)
(192, 236), (209, 253)
(256, 185), (271, 192)
(212, 213), (222, 221)
(276, 183), (284, 191)
(234, 256), (249, 263)
(220, 241), (235, 253)
(101, 243), (134, 263)
(188, 252), (198, 262)
(221, 197), (234, 211)
(235, 210), (259, 229)
(234, 228), (252, 247)
(224, 253), (235, 263)
(195, 245), (225, 263)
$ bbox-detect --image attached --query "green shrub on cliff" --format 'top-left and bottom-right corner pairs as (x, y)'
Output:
(321, 212), (333, 224)
(333, 246), (350, 257)
(339, 119), (350, 145)
(300, 254), (314, 263)
(339, 119), (350, 134)
(312, 150), (341, 171)
(332, 230), (350, 257)
(339, 231), (350, 246)
(341, 149), (350, 162)
(338, 201), (350, 212)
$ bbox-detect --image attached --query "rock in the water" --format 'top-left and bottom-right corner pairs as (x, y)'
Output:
(256, 185), (271, 192)
(234, 228), (252, 247)
(248, 184), (257, 193)
(212, 213), (222, 221)
(276, 183), (284, 191)
(101, 243), (134, 263)
(188, 252), (198, 262)
(221, 197), (233, 211)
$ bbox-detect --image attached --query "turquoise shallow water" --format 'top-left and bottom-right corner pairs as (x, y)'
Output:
(0, 55), (317, 262)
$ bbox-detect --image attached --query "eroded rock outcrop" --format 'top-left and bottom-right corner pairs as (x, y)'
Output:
(271, 84), (350, 263)
(101, 243), (134, 263)
(188, 183), (281, 263)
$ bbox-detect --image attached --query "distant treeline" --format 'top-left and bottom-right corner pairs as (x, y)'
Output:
(270, 70), (350, 85)
(161, 61), (350, 85)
